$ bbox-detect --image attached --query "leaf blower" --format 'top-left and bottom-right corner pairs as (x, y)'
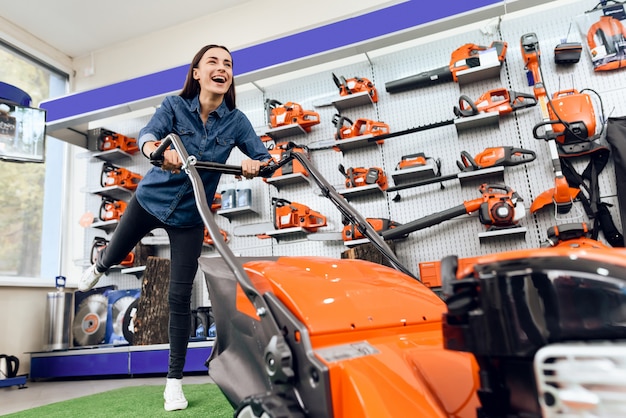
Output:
(385, 40), (507, 93)
(382, 183), (525, 240)
(265, 99), (320, 132)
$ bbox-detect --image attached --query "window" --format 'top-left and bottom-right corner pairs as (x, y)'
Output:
(0, 41), (68, 279)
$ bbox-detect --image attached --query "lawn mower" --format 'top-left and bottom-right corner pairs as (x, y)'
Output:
(150, 135), (626, 417)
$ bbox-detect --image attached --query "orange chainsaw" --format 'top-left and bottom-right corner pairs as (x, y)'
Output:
(385, 40), (508, 93)
(332, 114), (389, 143)
(97, 129), (139, 154)
(100, 162), (143, 191)
(587, 14), (626, 71)
(91, 237), (134, 267)
(453, 88), (537, 118)
(342, 218), (404, 241)
(339, 164), (388, 191)
(263, 142), (309, 181)
(332, 72), (378, 103)
(98, 197), (127, 222)
(272, 197), (327, 232)
(204, 227), (229, 246)
(265, 99), (320, 132)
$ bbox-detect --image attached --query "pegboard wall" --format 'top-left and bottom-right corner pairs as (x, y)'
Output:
(77, 0), (626, 308)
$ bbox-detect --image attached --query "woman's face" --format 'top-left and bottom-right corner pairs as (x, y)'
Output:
(193, 47), (233, 96)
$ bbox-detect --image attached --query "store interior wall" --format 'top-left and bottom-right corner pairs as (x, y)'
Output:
(0, 0), (584, 376)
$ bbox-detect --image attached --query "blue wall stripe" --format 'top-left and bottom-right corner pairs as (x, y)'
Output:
(42, 0), (501, 122)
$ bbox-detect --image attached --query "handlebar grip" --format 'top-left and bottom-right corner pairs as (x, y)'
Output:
(149, 136), (173, 166)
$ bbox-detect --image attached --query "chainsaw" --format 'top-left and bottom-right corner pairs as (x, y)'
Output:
(332, 72), (378, 102)
(587, 14), (626, 71)
(204, 227), (229, 246)
(453, 88), (537, 118)
(91, 236), (134, 267)
(342, 218), (404, 241)
(211, 193), (222, 212)
(263, 142), (309, 181)
(100, 162), (143, 191)
(97, 129), (139, 154)
(382, 183), (525, 240)
(265, 99), (320, 132)
(98, 197), (127, 222)
(339, 164), (388, 191)
(385, 40), (508, 93)
(332, 114), (389, 143)
(233, 197), (327, 237)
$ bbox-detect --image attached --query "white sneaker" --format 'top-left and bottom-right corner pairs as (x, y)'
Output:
(78, 264), (104, 292)
(164, 378), (188, 411)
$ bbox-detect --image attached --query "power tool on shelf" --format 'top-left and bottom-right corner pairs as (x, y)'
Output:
(97, 129), (139, 154)
(100, 162), (143, 191)
(521, 32), (580, 215)
(332, 72), (378, 102)
(339, 164), (388, 191)
(272, 197), (327, 233)
(342, 218), (405, 242)
(332, 114), (389, 143)
(263, 142), (309, 180)
(587, 14), (626, 71)
(98, 197), (127, 222)
(90, 237), (134, 267)
(385, 40), (508, 93)
(382, 183), (525, 240)
(204, 228), (229, 246)
(265, 99), (320, 132)
(453, 88), (537, 118)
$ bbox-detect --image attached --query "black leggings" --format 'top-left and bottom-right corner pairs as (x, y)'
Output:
(96, 195), (204, 379)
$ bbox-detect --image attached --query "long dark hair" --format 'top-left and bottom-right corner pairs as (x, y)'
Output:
(180, 44), (236, 110)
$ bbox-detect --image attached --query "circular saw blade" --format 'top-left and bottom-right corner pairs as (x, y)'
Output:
(73, 293), (108, 346)
(112, 295), (137, 337)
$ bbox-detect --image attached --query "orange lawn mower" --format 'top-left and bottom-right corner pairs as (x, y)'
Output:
(149, 135), (626, 417)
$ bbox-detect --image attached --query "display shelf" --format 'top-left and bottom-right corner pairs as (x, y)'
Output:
(333, 134), (380, 152)
(478, 226), (528, 242)
(121, 265), (146, 277)
(92, 148), (135, 162)
(456, 62), (502, 85)
(264, 226), (310, 242)
(140, 235), (170, 246)
(91, 185), (134, 201)
(336, 184), (386, 201)
(29, 340), (213, 380)
(217, 205), (258, 220)
(457, 166), (504, 185)
(265, 123), (307, 140)
(454, 112), (500, 133)
(265, 172), (309, 188)
(391, 165), (439, 186)
(332, 91), (375, 112)
(91, 219), (119, 234)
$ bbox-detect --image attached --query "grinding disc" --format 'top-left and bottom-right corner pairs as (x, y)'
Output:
(73, 293), (108, 346)
(111, 295), (137, 338)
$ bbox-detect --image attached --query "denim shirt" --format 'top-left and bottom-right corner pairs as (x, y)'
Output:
(135, 95), (270, 227)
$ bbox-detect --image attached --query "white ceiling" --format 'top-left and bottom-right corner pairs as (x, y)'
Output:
(0, 0), (253, 58)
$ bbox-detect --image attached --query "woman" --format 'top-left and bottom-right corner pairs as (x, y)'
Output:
(79, 44), (271, 411)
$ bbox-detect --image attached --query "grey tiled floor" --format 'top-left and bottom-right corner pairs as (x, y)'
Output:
(0, 374), (210, 415)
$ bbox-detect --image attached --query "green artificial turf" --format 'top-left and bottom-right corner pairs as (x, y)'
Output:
(4, 383), (234, 418)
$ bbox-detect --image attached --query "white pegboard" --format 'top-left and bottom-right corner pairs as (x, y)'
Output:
(75, 0), (626, 297)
